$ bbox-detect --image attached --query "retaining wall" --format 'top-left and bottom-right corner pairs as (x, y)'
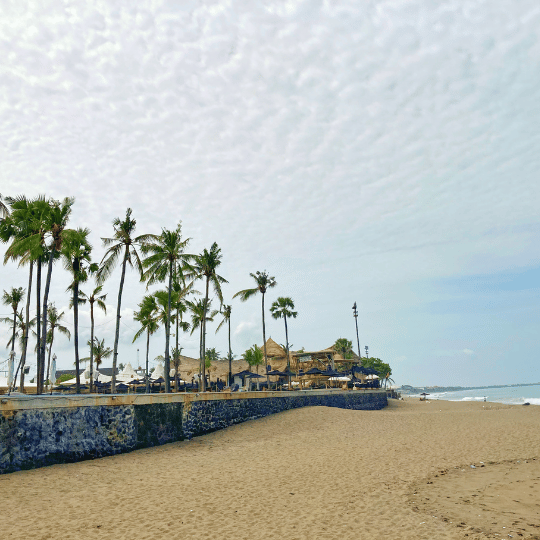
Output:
(0, 389), (386, 474)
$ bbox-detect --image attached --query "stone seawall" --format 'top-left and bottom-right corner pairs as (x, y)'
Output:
(0, 390), (386, 474)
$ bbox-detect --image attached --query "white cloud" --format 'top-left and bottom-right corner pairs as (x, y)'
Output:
(1, 1), (539, 384)
(463, 349), (474, 355)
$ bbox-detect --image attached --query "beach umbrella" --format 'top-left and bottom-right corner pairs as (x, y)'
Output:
(420, 392), (429, 400)
(7, 351), (15, 388)
(246, 372), (264, 391)
(305, 367), (324, 375)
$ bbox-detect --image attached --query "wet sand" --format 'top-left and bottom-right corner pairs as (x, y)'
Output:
(1, 398), (539, 539)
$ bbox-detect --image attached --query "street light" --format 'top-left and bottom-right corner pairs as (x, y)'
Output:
(352, 302), (361, 363)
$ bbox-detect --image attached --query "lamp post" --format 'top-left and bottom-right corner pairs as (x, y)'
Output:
(352, 302), (361, 364)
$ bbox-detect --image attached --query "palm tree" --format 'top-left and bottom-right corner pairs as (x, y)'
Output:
(45, 303), (71, 389)
(62, 227), (92, 394)
(0, 309), (37, 390)
(216, 305), (233, 385)
(170, 277), (195, 390)
(270, 297), (298, 370)
(38, 197), (74, 393)
(233, 270), (277, 388)
(186, 297), (218, 390)
(133, 294), (159, 393)
(242, 344), (264, 374)
(78, 280), (107, 393)
(0, 195), (51, 392)
(191, 243), (227, 391)
(97, 208), (157, 392)
(141, 223), (192, 393)
(152, 289), (191, 391)
(2, 287), (25, 356)
(88, 337), (112, 372)
(1, 310), (37, 352)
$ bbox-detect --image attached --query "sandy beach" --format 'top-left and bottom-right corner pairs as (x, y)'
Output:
(1, 397), (539, 540)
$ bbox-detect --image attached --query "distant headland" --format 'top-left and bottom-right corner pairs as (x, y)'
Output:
(399, 382), (540, 394)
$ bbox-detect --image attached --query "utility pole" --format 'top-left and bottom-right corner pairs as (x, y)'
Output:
(352, 302), (361, 364)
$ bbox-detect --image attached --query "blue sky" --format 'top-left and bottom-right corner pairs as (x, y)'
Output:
(0, 0), (539, 386)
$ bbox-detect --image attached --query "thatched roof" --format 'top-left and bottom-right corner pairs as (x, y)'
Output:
(265, 338), (286, 358)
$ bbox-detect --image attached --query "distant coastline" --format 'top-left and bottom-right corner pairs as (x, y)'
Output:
(399, 382), (540, 394)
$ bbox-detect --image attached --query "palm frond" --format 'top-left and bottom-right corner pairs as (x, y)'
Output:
(233, 288), (258, 301)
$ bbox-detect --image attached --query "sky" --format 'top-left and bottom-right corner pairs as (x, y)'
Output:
(0, 0), (539, 387)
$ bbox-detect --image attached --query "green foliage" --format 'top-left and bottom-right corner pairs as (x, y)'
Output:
(362, 357), (392, 379)
(242, 344), (264, 371)
(57, 373), (73, 383)
(334, 338), (354, 359)
(270, 297), (297, 321)
(205, 347), (220, 369)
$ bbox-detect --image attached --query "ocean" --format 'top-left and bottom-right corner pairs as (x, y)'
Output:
(410, 384), (540, 406)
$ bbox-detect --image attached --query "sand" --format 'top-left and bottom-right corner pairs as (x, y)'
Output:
(1, 397), (539, 540)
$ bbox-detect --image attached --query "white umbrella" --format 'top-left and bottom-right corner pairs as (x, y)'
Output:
(50, 355), (56, 386)
(7, 351), (15, 388)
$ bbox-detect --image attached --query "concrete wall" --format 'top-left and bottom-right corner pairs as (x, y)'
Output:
(0, 389), (386, 474)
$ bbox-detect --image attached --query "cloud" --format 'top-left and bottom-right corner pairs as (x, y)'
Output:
(462, 349), (474, 355)
(1, 1), (539, 384)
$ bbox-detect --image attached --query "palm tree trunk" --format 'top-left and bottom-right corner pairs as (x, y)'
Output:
(46, 328), (54, 392)
(36, 257), (42, 393)
(89, 301), (94, 393)
(198, 320), (204, 392)
(11, 308), (16, 355)
(73, 269), (81, 394)
(16, 261), (34, 392)
(262, 292), (269, 389)
(284, 314), (291, 389)
(228, 317), (232, 386)
(201, 277), (210, 391)
(145, 329), (150, 394)
(164, 261), (172, 393)
(39, 246), (57, 394)
(175, 307), (180, 392)
(112, 247), (129, 393)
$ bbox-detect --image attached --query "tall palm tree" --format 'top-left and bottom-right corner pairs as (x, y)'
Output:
(0, 195), (51, 391)
(233, 270), (277, 388)
(97, 208), (157, 392)
(62, 227), (92, 394)
(152, 289), (191, 391)
(133, 294), (159, 393)
(78, 280), (107, 393)
(270, 297), (298, 370)
(191, 243), (227, 391)
(170, 290), (191, 392)
(141, 223), (192, 393)
(38, 197), (74, 394)
(2, 287), (25, 355)
(170, 278), (195, 375)
(88, 337), (112, 372)
(45, 303), (71, 389)
(216, 304), (233, 385)
(186, 297), (218, 390)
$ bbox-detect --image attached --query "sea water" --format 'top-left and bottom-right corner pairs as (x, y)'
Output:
(414, 384), (540, 406)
